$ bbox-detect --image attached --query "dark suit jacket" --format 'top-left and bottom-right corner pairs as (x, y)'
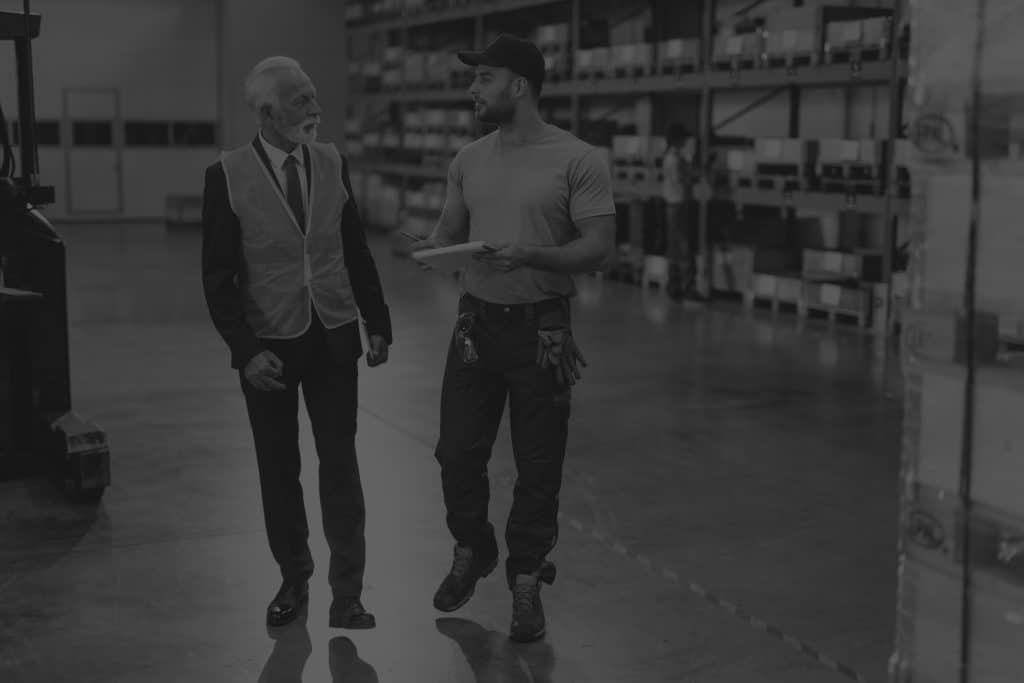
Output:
(201, 136), (392, 370)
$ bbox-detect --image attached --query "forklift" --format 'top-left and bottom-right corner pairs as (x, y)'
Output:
(0, 3), (110, 504)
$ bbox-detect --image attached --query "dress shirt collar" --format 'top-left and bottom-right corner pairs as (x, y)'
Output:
(259, 130), (304, 169)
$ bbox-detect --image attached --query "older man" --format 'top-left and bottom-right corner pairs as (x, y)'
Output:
(201, 56), (391, 630)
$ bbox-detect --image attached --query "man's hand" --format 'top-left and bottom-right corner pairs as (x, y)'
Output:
(475, 243), (530, 272)
(366, 334), (389, 367)
(409, 238), (437, 271)
(244, 350), (286, 391)
(409, 237), (437, 252)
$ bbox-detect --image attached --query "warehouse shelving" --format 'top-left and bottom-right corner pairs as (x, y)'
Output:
(344, 0), (909, 334)
(355, 59), (902, 105)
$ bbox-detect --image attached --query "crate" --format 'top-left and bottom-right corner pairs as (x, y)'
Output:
(761, 28), (818, 68)
(712, 32), (761, 70)
(802, 249), (882, 282)
(803, 282), (871, 326)
(713, 245), (796, 294)
(656, 38), (701, 74)
(574, 47), (611, 78)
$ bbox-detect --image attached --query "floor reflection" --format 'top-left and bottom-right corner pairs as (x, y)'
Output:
(256, 607), (379, 683)
(436, 618), (555, 683)
(328, 635), (379, 683)
(258, 608), (312, 683)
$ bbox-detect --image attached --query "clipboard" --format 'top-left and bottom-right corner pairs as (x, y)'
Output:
(410, 241), (490, 272)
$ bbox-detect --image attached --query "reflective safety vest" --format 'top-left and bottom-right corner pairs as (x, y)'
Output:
(221, 140), (359, 338)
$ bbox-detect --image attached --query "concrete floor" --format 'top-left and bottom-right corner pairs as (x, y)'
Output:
(0, 223), (904, 683)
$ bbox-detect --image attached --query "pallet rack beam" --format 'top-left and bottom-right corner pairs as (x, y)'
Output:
(347, 0), (568, 34)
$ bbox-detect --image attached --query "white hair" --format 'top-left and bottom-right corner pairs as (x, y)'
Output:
(244, 56), (304, 112)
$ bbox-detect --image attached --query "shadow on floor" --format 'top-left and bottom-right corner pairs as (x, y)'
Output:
(0, 477), (107, 589)
(436, 617), (555, 683)
(257, 607), (379, 683)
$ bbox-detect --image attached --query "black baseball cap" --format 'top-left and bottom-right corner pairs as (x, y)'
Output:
(457, 34), (546, 88)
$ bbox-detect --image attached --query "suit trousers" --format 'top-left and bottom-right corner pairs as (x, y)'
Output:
(239, 312), (366, 599)
(433, 294), (571, 588)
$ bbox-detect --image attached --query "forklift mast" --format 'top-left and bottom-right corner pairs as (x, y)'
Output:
(0, 4), (110, 503)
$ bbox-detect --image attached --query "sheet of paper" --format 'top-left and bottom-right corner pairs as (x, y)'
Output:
(410, 241), (490, 272)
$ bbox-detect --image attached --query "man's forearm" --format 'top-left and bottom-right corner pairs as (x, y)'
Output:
(524, 236), (611, 274)
(428, 209), (467, 246)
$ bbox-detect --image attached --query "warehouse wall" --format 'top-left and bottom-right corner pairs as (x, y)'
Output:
(0, 0), (220, 220)
(220, 0), (348, 151)
(0, 0), (349, 221)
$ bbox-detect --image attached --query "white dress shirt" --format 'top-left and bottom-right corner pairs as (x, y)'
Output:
(259, 131), (309, 220)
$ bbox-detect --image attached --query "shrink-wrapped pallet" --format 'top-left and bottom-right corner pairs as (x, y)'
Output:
(892, 2), (1024, 682)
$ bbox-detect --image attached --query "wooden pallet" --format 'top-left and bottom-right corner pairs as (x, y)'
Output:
(824, 45), (890, 65)
(818, 161), (880, 182)
(574, 67), (610, 80)
(804, 303), (870, 327)
(744, 291), (802, 315)
(612, 65), (652, 79)
(730, 173), (809, 192)
(657, 61), (700, 76)
(817, 178), (883, 196)
(761, 52), (817, 70)
(712, 56), (760, 71)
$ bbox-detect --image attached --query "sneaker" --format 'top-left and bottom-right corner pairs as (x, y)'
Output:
(433, 544), (498, 613)
(509, 562), (556, 642)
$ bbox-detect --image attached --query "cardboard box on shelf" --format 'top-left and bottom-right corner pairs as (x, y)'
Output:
(656, 38), (700, 71)
(710, 245), (797, 294)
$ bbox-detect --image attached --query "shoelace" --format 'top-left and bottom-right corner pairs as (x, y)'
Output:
(451, 549), (473, 578)
(513, 582), (535, 615)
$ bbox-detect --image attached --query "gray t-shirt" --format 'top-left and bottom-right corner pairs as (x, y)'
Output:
(440, 124), (616, 304)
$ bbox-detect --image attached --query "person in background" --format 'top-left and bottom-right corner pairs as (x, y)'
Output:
(410, 34), (616, 643)
(662, 122), (703, 300)
(201, 56), (392, 631)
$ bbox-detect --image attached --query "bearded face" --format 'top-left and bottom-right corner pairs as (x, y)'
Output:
(269, 71), (321, 144)
(469, 66), (521, 125)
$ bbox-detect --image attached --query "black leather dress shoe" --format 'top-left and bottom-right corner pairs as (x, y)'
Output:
(267, 581), (309, 627)
(329, 599), (376, 629)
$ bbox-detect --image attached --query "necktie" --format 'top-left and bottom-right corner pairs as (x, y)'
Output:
(283, 155), (306, 232)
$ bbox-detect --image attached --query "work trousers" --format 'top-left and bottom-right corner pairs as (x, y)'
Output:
(666, 200), (698, 288)
(239, 313), (366, 600)
(434, 293), (572, 587)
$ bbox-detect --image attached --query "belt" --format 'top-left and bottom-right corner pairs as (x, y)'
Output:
(460, 293), (567, 324)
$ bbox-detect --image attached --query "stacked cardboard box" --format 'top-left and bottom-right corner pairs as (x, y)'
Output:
(891, 1), (1024, 681)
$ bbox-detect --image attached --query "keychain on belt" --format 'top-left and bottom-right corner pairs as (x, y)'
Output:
(455, 312), (479, 364)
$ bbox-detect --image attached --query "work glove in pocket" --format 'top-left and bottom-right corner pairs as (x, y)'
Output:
(536, 328), (587, 386)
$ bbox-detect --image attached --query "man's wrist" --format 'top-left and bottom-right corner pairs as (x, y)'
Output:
(521, 244), (540, 268)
